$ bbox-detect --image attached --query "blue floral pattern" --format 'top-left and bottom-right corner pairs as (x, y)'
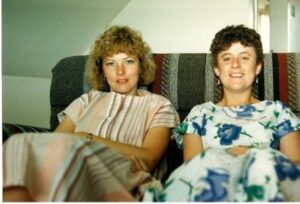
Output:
(144, 100), (300, 202)
(235, 105), (257, 118)
(217, 124), (242, 145)
(274, 155), (300, 181)
(194, 169), (229, 201)
(192, 113), (208, 136)
(276, 120), (294, 138)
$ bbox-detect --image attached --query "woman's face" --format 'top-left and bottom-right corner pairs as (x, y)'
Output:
(214, 42), (262, 93)
(103, 52), (140, 96)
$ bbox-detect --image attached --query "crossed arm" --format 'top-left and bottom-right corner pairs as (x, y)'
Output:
(183, 131), (300, 165)
(55, 115), (171, 172)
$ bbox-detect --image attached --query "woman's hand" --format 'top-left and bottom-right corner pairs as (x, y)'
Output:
(71, 127), (171, 172)
(229, 146), (250, 156)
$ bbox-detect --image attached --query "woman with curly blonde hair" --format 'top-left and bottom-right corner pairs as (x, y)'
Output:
(87, 25), (156, 91)
(3, 25), (179, 201)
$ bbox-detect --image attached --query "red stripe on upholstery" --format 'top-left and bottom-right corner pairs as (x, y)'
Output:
(152, 54), (163, 94)
(278, 53), (288, 103)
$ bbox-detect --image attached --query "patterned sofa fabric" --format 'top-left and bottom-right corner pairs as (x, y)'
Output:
(2, 52), (299, 180)
(50, 53), (300, 130)
(152, 53), (300, 120)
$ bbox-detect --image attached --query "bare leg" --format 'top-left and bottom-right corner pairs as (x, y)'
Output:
(3, 187), (34, 202)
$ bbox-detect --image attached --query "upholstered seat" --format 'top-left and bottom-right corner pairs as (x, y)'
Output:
(3, 53), (300, 180)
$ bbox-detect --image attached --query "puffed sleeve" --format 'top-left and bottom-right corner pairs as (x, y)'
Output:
(274, 100), (300, 140)
(174, 104), (206, 149)
(149, 99), (180, 130)
(57, 92), (90, 124)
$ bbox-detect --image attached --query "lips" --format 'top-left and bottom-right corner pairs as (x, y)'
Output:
(116, 79), (128, 84)
(229, 73), (244, 78)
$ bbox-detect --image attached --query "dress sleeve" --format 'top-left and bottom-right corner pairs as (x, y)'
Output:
(275, 101), (300, 140)
(149, 100), (180, 130)
(174, 105), (205, 149)
(57, 93), (89, 125)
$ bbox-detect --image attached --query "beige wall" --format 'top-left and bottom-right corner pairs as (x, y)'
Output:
(3, 0), (299, 128)
(288, 0), (300, 52)
(2, 0), (130, 128)
(2, 76), (51, 128)
(112, 0), (253, 53)
(269, 0), (300, 52)
(269, 0), (289, 52)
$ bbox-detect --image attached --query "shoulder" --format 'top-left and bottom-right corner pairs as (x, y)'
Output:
(263, 100), (288, 108)
(139, 89), (173, 104)
(263, 100), (293, 113)
(77, 90), (107, 104)
(263, 100), (300, 123)
(190, 102), (213, 113)
(183, 102), (213, 121)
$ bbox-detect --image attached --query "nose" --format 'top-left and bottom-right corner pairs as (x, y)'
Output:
(232, 57), (240, 68)
(116, 62), (125, 75)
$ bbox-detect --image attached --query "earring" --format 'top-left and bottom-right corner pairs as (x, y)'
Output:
(255, 77), (258, 84)
(217, 79), (220, 85)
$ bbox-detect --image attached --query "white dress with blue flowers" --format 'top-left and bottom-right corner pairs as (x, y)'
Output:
(144, 100), (300, 202)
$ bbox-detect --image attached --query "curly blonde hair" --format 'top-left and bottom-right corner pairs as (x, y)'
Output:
(87, 25), (156, 91)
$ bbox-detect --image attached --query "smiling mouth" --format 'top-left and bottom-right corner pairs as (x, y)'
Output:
(229, 73), (244, 78)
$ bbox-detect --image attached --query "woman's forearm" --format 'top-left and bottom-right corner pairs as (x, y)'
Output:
(75, 132), (162, 172)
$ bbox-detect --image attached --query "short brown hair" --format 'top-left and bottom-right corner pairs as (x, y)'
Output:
(210, 25), (263, 66)
(87, 25), (156, 91)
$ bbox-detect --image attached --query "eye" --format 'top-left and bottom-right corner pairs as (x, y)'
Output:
(105, 61), (116, 67)
(223, 57), (232, 62)
(124, 59), (135, 64)
(240, 55), (250, 61)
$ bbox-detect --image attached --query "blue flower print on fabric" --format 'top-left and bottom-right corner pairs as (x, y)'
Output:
(194, 169), (229, 202)
(265, 100), (273, 106)
(242, 153), (256, 190)
(270, 120), (294, 150)
(269, 196), (284, 202)
(240, 154), (268, 201)
(274, 154), (300, 181)
(235, 105), (257, 118)
(281, 101), (289, 109)
(276, 120), (294, 138)
(217, 124), (242, 145)
(270, 136), (280, 150)
(192, 113), (208, 136)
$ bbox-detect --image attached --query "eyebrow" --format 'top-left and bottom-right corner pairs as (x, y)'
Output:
(104, 56), (136, 61)
(220, 51), (252, 58)
(220, 53), (232, 58)
(239, 51), (251, 56)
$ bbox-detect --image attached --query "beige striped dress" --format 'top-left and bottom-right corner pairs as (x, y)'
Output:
(3, 90), (179, 201)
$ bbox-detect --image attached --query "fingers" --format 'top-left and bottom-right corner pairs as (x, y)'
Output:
(129, 155), (148, 172)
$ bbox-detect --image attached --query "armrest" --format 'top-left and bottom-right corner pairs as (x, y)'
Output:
(2, 123), (50, 143)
